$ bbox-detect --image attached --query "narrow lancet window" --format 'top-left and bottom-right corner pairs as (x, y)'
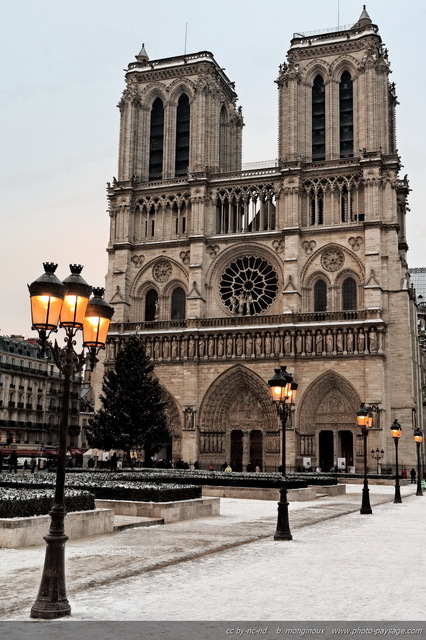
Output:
(149, 98), (164, 181)
(342, 277), (357, 310)
(339, 71), (353, 158)
(312, 75), (325, 161)
(175, 94), (190, 176)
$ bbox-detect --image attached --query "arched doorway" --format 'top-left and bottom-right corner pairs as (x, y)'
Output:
(230, 430), (244, 471)
(319, 430), (334, 471)
(198, 365), (277, 470)
(250, 430), (263, 470)
(297, 370), (360, 470)
(339, 430), (353, 469)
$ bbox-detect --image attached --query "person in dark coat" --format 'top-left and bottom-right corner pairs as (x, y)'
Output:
(0, 450), (3, 473)
(110, 453), (118, 472)
(9, 451), (18, 474)
(410, 468), (416, 484)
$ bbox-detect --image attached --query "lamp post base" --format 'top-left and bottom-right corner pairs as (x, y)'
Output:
(394, 486), (402, 504)
(30, 511), (71, 620)
(274, 486), (293, 541)
(360, 484), (372, 515)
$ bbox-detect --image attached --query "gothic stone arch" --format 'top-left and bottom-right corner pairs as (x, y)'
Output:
(198, 365), (278, 470)
(297, 370), (361, 470)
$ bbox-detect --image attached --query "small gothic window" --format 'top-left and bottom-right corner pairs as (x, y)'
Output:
(149, 98), (164, 181)
(339, 71), (353, 158)
(342, 277), (357, 310)
(175, 94), (190, 176)
(312, 75), (325, 161)
(171, 287), (186, 320)
(145, 289), (158, 321)
(314, 279), (327, 312)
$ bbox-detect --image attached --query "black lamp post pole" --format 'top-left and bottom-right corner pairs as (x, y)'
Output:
(30, 332), (78, 619)
(360, 427), (372, 514)
(416, 440), (423, 496)
(393, 437), (402, 504)
(274, 401), (292, 540)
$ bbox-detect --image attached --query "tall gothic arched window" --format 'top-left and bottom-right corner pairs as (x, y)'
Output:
(175, 94), (190, 176)
(312, 75), (325, 161)
(342, 277), (357, 310)
(145, 289), (158, 321)
(339, 71), (353, 158)
(149, 98), (164, 181)
(171, 287), (186, 320)
(314, 279), (327, 312)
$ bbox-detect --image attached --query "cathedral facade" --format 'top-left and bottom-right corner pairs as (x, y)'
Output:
(97, 8), (422, 472)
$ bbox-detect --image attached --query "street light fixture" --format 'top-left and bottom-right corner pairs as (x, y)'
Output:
(413, 428), (423, 497)
(371, 447), (385, 474)
(28, 263), (114, 619)
(390, 419), (402, 504)
(268, 366), (298, 541)
(356, 402), (374, 514)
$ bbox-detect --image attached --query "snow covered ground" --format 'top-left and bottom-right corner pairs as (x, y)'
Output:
(1, 483), (424, 623)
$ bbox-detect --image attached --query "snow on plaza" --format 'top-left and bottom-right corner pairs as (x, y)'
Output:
(1, 483), (425, 623)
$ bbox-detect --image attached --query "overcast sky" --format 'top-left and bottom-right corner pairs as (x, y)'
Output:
(1, 0), (425, 338)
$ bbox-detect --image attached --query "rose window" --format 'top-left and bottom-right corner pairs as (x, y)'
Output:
(219, 256), (278, 315)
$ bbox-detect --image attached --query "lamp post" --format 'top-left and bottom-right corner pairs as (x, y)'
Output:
(356, 403), (374, 514)
(28, 263), (114, 619)
(413, 428), (423, 497)
(268, 366), (298, 541)
(371, 447), (385, 474)
(390, 419), (402, 504)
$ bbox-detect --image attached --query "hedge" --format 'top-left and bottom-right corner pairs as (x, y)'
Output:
(0, 488), (95, 519)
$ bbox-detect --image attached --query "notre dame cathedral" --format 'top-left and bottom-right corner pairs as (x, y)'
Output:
(95, 7), (422, 472)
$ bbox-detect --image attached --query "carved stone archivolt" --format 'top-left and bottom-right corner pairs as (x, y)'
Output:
(112, 324), (385, 363)
(297, 370), (362, 436)
(198, 365), (276, 434)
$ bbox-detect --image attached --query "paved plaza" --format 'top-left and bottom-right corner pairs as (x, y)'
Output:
(1, 483), (424, 623)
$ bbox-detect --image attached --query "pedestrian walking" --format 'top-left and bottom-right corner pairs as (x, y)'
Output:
(30, 456), (36, 474)
(410, 468), (416, 484)
(9, 451), (18, 474)
(0, 450), (3, 473)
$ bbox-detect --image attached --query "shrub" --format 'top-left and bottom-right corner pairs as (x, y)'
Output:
(0, 488), (95, 519)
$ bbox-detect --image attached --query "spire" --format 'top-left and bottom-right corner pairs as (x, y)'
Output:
(135, 43), (149, 64)
(355, 5), (372, 28)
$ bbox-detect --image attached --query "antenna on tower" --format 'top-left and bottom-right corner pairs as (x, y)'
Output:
(184, 23), (188, 55)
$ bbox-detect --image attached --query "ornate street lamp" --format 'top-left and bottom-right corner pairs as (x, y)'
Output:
(356, 402), (374, 514)
(28, 263), (114, 619)
(371, 447), (385, 474)
(413, 428), (423, 497)
(390, 419), (402, 504)
(268, 366), (298, 541)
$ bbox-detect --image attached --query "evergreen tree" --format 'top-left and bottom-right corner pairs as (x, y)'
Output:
(86, 334), (171, 463)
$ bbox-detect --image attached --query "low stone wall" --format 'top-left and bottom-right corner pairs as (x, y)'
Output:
(0, 508), (114, 549)
(202, 485), (322, 501)
(314, 484), (346, 496)
(95, 497), (220, 523)
(337, 478), (410, 486)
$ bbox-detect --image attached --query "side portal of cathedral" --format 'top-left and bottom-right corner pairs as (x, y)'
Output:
(97, 8), (422, 471)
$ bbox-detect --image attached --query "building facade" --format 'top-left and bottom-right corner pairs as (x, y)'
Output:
(98, 8), (423, 471)
(0, 335), (83, 455)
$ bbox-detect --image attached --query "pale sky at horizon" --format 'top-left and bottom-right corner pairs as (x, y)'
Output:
(1, 0), (425, 338)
